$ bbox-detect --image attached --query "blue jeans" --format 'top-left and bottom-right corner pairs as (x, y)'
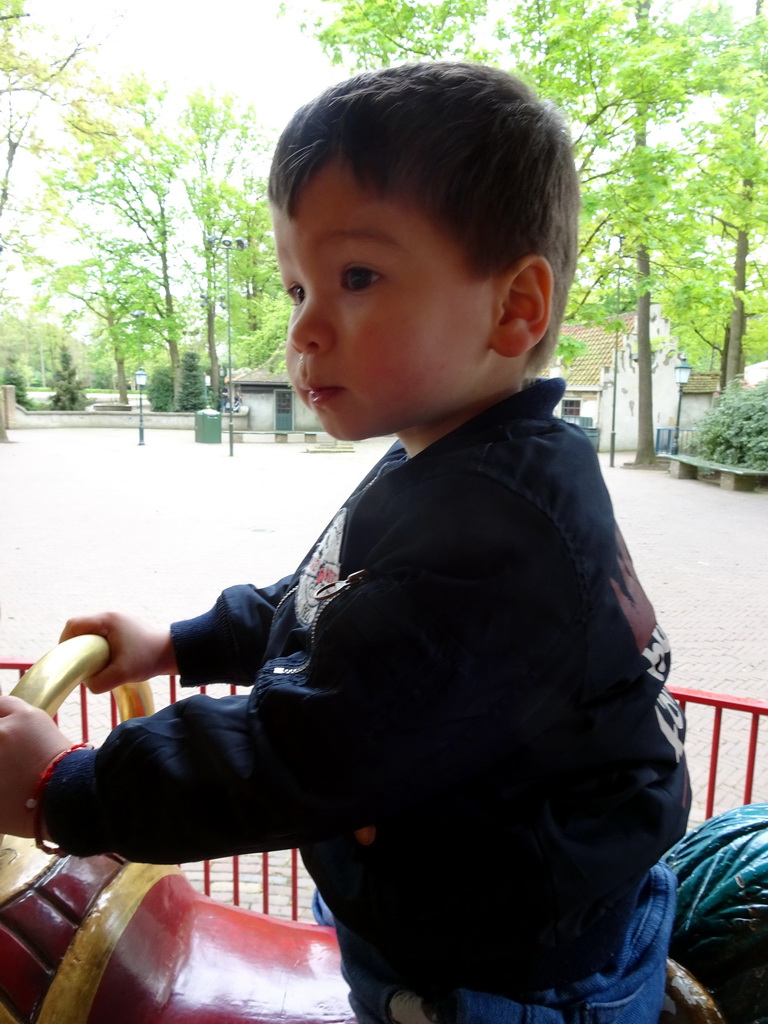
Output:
(313, 862), (676, 1024)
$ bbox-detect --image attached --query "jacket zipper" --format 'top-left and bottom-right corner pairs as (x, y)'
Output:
(270, 569), (371, 676)
(314, 568), (370, 600)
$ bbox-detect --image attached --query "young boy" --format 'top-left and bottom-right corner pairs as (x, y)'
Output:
(0, 63), (689, 1023)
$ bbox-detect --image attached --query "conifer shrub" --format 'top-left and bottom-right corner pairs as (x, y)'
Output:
(50, 347), (87, 411)
(175, 350), (207, 412)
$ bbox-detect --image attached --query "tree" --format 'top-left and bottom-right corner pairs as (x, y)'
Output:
(238, 291), (291, 371)
(49, 76), (188, 387)
(175, 349), (207, 412)
(226, 176), (286, 372)
(43, 242), (160, 403)
(0, 310), (84, 386)
(0, 0), (89, 257)
(49, 345), (86, 410)
(44, 78), (287, 398)
(720, 5), (766, 386)
(309, 0), (491, 66)
(179, 91), (273, 397)
(683, 4), (768, 387)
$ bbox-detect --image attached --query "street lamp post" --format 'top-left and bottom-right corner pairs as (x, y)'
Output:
(672, 356), (692, 455)
(206, 233), (247, 457)
(134, 366), (147, 446)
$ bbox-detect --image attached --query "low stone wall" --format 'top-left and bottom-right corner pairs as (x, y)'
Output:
(9, 403), (249, 432)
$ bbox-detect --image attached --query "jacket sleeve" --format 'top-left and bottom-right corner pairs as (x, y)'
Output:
(171, 575), (293, 686)
(45, 468), (605, 864)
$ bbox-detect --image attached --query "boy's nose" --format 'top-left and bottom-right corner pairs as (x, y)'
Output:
(289, 300), (333, 353)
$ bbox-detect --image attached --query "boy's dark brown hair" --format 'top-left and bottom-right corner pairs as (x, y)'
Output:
(268, 62), (580, 372)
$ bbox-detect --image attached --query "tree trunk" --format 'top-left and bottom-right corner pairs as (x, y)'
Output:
(207, 301), (220, 402)
(115, 354), (128, 403)
(161, 267), (180, 389)
(631, 0), (656, 466)
(725, 224), (749, 385)
(633, 249), (656, 465)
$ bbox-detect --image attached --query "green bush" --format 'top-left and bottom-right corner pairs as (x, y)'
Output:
(692, 379), (768, 470)
(146, 364), (174, 412)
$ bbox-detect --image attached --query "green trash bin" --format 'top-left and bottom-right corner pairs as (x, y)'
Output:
(195, 409), (221, 444)
(582, 426), (600, 451)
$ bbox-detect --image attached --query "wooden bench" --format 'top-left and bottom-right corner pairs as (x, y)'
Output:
(233, 431), (318, 444)
(305, 439), (355, 453)
(667, 454), (764, 492)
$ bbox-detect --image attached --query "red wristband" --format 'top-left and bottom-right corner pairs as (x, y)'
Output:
(25, 742), (94, 855)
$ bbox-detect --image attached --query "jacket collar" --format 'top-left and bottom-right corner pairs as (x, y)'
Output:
(402, 377), (567, 461)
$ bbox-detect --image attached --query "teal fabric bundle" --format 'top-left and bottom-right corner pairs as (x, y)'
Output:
(666, 804), (768, 1024)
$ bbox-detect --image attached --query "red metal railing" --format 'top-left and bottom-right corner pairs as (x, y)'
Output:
(670, 685), (768, 822)
(3, 658), (768, 919)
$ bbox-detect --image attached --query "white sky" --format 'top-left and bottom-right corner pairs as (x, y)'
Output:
(25, 0), (344, 133)
(23, 0), (758, 134)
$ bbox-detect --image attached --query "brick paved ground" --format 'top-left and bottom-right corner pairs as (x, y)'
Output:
(1, 427), (767, 917)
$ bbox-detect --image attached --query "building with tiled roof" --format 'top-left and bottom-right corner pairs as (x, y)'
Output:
(228, 366), (323, 435)
(684, 372), (721, 396)
(559, 316), (635, 389)
(550, 305), (718, 453)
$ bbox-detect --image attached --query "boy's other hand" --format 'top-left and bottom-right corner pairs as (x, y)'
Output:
(59, 612), (178, 694)
(0, 696), (72, 839)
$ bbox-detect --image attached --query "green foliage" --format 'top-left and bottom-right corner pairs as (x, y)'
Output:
(310, 0), (492, 67)
(49, 346), (87, 410)
(3, 353), (27, 406)
(175, 350), (207, 412)
(0, 0), (89, 247)
(236, 292), (291, 371)
(555, 333), (589, 368)
(692, 379), (768, 470)
(146, 363), (174, 412)
(0, 313), (83, 388)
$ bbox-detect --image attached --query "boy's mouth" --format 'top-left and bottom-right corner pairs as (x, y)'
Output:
(307, 386), (343, 405)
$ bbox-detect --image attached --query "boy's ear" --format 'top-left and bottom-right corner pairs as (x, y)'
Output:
(491, 255), (554, 358)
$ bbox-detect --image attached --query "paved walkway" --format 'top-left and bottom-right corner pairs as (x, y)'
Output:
(2, 426), (767, 915)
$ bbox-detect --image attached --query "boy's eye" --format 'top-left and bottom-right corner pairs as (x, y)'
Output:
(343, 267), (378, 291)
(287, 285), (305, 306)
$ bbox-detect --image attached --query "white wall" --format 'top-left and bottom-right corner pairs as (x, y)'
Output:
(9, 402), (249, 431)
(240, 388), (323, 432)
(595, 308), (713, 451)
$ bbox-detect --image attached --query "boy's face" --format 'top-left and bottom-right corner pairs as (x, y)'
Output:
(272, 162), (528, 456)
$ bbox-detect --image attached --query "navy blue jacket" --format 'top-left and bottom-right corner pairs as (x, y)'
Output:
(49, 379), (690, 997)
